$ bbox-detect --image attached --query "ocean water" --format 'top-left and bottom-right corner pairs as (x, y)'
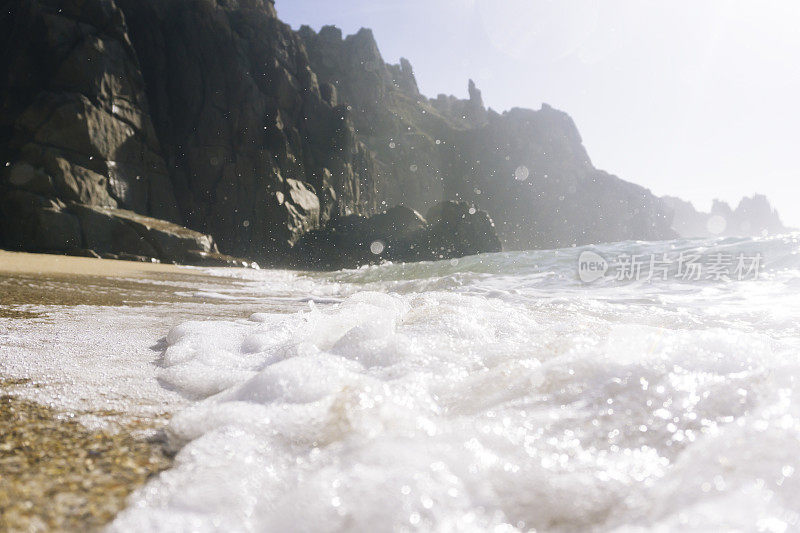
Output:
(110, 234), (800, 532)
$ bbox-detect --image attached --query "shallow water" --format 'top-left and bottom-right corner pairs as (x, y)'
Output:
(44, 235), (800, 531)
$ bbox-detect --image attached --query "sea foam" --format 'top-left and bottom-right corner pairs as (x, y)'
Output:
(112, 235), (800, 532)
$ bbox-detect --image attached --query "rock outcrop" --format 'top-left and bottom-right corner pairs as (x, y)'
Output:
(445, 106), (673, 249)
(292, 202), (501, 270)
(0, 187), (230, 264)
(662, 194), (788, 238)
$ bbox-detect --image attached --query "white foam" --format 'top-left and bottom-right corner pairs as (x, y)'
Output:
(0, 306), (190, 421)
(0, 269), (314, 423)
(110, 235), (800, 531)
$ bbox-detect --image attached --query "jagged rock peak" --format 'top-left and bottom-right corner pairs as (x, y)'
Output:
(349, 27), (378, 44)
(468, 79), (483, 107)
(711, 199), (735, 217)
(400, 58), (414, 76)
(317, 25), (343, 41)
(388, 57), (420, 96)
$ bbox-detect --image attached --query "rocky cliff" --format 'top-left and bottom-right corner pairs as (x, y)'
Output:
(1, 0), (678, 267)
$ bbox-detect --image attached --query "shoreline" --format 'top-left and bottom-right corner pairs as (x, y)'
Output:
(0, 250), (260, 529)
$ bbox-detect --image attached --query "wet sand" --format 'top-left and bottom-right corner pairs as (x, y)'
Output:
(0, 381), (171, 532)
(0, 251), (262, 530)
(0, 250), (216, 309)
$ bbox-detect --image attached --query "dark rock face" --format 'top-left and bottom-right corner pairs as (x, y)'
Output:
(291, 205), (427, 269)
(366, 205), (428, 239)
(662, 194), (787, 238)
(116, 0), (377, 259)
(298, 25), (457, 215)
(0, 0), (366, 265)
(0, 0), (181, 221)
(69, 204), (217, 263)
(423, 201), (502, 260)
(0, 0), (222, 263)
(0, 189), (225, 264)
(0, 191), (82, 252)
(292, 202), (501, 270)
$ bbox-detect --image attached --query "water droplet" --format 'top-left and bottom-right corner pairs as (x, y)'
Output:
(410, 164), (418, 172)
(514, 165), (530, 181)
(242, 220), (250, 227)
(370, 241), (385, 255)
(468, 207), (477, 215)
(389, 141), (396, 149)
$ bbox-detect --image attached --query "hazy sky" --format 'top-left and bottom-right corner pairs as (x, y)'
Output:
(277, 0), (800, 226)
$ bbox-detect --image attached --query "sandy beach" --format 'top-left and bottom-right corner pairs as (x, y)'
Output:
(0, 250), (191, 278)
(0, 250), (273, 530)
